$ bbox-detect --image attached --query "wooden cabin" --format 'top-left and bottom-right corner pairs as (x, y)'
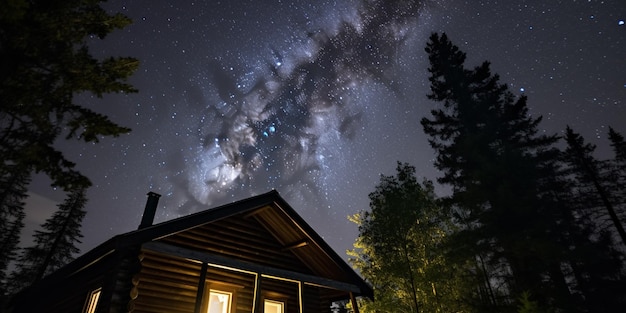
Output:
(9, 190), (372, 313)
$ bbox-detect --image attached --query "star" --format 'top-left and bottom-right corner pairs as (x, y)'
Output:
(21, 0), (625, 262)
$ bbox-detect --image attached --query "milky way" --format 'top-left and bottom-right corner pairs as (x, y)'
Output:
(25, 0), (625, 258)
(170, 1), (423, 212)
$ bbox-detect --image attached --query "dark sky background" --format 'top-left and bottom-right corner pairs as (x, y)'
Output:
(24, 0), (625, 260)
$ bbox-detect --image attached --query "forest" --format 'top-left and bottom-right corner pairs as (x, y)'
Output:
(348, 33), (626, 313)
(0, 0), (138, 309)
(1, 1), (624, 313)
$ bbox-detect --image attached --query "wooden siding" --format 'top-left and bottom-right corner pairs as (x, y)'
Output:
(259, 277), (299, 313)
(247, 203), (361, 287)
(131, 249), (259, 313)
(143, 208), (355, 312)
(131, 250), (202, 313)
(10, 192), (369, 313)
(107, 248), (143, 313)
(158, 210), (315, 275)
(132, 249), (341, 313)
(12, 247), (130, 313)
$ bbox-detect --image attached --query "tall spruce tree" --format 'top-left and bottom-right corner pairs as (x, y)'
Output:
(420, 32), (578, 311)
(563, 126), (626, 246)
(608, 128), (626, 220)
(0, 0), (138, 190)
(559, 127), (626, 311)
(0, 167), (30, 298)
(8, 189), (87, 294)
(609, 127), (626, 167)
(1, 0), (137, 299)
(349, 162), (469, 313)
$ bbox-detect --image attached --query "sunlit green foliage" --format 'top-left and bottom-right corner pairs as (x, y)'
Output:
(349, 162), (470, 313)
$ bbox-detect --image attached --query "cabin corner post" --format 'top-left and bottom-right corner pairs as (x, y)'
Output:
(253, 274), (263, 313)
(349, 292), (360, 313)
(194, 262), (209, 313)
(297, 281), (303, 313)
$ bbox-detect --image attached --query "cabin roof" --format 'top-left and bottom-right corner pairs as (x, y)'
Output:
(39, 190), (373, 298)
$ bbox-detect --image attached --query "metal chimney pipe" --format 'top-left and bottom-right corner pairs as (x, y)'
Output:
(139, 192), (161, 229)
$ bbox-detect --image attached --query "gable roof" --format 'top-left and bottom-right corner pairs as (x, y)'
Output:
(31, 190), (372, 298)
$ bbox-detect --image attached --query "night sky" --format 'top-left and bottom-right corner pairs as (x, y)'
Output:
(24, 0), (625, 260)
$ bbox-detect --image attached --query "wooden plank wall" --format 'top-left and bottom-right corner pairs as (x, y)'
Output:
(159, 214), (313, 275)
(130, 250), (202, 313)
(205, 267), (255, 313)
(131, 250), (339, 313)
(130, 249), (258, 313)
(131, 213), (347, 313)
(10, 251), (120, 313)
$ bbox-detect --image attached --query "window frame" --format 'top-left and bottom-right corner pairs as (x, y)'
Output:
(202, 281), (241, 313)
(82, 287), (102, 313)
(263, 298), (285, 313)
(206, 289), (233, 313)
(261, 291), (288, 313)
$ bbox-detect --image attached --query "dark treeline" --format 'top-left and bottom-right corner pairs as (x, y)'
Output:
(349, 33), (626, 313)
(2, 0), (624, 312)
(0, 0), (138, 309)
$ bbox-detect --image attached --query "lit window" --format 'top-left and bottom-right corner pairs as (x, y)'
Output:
(82, 288), (101, 313)
(207, 290), (232, 313)
(264, 299), (284, 313)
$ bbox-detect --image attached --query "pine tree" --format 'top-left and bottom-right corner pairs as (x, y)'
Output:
(0, 166), (30, 298)
(563, 126), (626, 246)
(348, 162), (470, 313)
(608, 128), (626, 223)
(0, 0), (138, 191)
(1, 0), (135, 300)
(559, 127), (626, 311)
(609, 127), (626, 164)
(421, 32), (574, 311)
(8, 189), (87, 294)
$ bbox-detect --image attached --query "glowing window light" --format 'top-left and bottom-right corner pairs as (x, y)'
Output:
(83, 288), (101, 313)
(264, 299), (284, 313)
(207, 290), (232, 313)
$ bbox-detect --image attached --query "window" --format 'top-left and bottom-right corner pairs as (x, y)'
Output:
(207, 290), (232, 313)
(264, 299), (284, 313)
(202, 280), (242, 313)
(82, 288), (101, 313)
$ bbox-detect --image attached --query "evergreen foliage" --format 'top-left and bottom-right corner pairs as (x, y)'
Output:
(608, 128), (626, 224)
(563, 126), (626, 246)
(558, 127), (626, 311)
(8, 189), (87, 294)
(609, 128), (626, 167)
(348, 32), (625, 313)
(422, 32), (561, 310)
(417, 32), (626, 312)
(0, 0), (137, 301)
(0, 167), (30, 298)
(0, 0), (138, 191)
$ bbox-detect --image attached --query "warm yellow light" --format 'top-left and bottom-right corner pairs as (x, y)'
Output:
(264, 299), (284, 313)
(83, 288), (101, 313)
(207, 290), (232, 313)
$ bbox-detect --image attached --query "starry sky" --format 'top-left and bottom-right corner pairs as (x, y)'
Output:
(25, 0), (625, 260)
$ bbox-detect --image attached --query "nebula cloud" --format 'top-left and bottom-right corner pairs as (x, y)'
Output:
(176, 0), (424, 210)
